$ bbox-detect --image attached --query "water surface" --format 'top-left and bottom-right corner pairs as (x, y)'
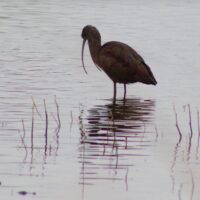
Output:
(0, 0), (200, 199)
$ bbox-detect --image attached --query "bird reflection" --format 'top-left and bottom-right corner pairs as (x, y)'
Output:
(81, 97), (155, 147)
(79, 97), (156, 191)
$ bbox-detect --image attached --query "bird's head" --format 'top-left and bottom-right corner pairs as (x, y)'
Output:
(81, 25), (101, 41)
(81, 25), (101, 74)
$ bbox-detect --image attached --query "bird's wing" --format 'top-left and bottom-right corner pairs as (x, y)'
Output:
(99, 41), (157, 84)
(99, 41), (144, 71)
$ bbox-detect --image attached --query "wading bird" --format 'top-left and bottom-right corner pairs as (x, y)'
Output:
(81, 25), (157, 99)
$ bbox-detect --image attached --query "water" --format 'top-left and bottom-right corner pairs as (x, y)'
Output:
(0, 0), (200, 199)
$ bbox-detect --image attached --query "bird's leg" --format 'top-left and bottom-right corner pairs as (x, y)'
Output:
(113, 82), (117, 100)
(124, 84), (126, 99)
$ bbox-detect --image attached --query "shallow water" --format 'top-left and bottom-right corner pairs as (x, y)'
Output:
(0, 0), (200, 199)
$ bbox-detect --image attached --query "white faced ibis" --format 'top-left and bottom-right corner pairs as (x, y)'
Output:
(81, 25), (157, 98)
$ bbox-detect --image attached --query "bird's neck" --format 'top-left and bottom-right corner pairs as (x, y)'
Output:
(88, 38), (101, 64)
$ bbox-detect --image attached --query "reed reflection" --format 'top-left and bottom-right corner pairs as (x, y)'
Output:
(79, 97), (156, 188)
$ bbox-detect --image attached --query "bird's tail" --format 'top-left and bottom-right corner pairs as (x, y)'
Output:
(139, 62), (157, 85)
(148, 69), (157, 85)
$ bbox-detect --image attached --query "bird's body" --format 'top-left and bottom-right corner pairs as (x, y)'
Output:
(81, 25), (157, 98)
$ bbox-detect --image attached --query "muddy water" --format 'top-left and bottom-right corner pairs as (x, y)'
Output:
(0, 0), (200, 200)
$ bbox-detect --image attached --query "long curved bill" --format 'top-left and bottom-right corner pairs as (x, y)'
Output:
(81, 39), (87, 74)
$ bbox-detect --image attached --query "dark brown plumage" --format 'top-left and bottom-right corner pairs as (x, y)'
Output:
(81, 25), (157, 98)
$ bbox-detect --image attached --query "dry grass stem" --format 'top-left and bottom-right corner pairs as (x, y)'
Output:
(173, 105), (182, 142)
(187, 104), (193, 137)
(31, 96), (43, 120)
(18, 130), (27, 150)
(54, 96), (61, 129)
(31, 103), (34, 148)
(21, 119), (26, 139)
(44, 99), (48, 142)
(197, 109), (200, 137)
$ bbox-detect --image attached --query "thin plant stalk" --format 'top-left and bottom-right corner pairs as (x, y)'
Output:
(173, 105), (182, 142)
(54, 96), (61, 129)
(44, 99), (48, 153)
(188, 104), (193, 138)
(31, 96), (43, 120)
(31, 103), (34, 149)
